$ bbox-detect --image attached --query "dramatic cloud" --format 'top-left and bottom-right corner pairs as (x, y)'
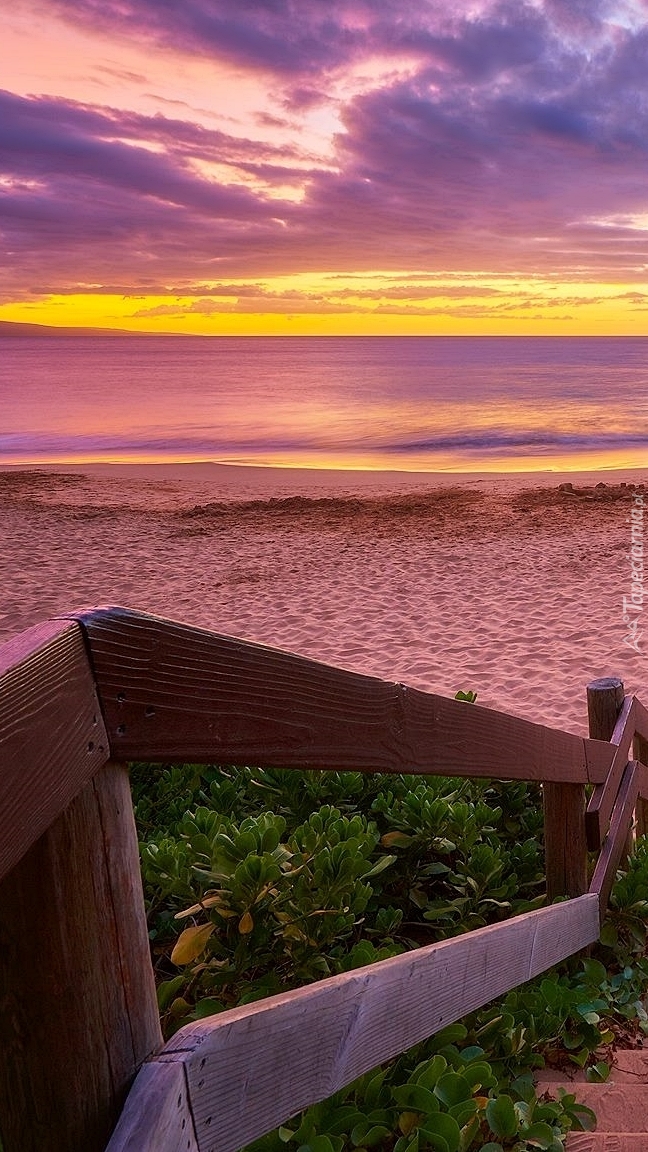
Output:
(2, 0), (648, 303)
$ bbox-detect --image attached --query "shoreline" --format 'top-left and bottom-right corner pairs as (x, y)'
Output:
(1, 462), (646, 736)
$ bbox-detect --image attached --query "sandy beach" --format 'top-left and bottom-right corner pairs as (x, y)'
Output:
(1, 462), (646, 736)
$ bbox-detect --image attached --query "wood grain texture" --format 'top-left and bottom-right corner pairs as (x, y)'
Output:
(0, 763), (162, 1152)
(544, 782), (587, 901)
(117, 896), (603, 1152)
(586, 693), (635, 851)
(0, 619), (109, 881)
(590, 761), (640, 914)
(634, 730), (648, 838)
(633, 697), (648, 744)
(105, 1062), (198, 1152)
(70, 607), (614, 784)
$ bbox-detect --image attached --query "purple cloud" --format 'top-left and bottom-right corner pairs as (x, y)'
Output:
(2, 1), (648, 295)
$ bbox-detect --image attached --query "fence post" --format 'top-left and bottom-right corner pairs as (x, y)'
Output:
(635, 729), (648, 840)
(544, 779), (588, 904)
(0, 762), (162, 1152)
(587, 677), (632, 861)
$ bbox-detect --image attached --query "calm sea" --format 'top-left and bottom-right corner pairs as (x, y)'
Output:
(1, 335), (647, 472)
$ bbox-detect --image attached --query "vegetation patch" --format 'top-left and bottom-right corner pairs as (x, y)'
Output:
(132, 761), (648, 1152)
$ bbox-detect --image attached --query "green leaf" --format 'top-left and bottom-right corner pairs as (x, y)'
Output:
(364, 855), (397, 878)
(448, 1100), (477, 1127)
(322, 1108), (367, 1137)
(434, 1073), (472, 1108)
(362, 1069), (387, 1108)
(462, 1062), (496, 1092)
(156, 975), (185, 1012)
(412, 1056), (447, 1090)
(393, 1084), (439, 1113)
(486, 1095), (518, 1139)
(522, 1121), (558, 1149)
(558, 1097), (597, 1132)
(432, 1024), (468, 1048)
(582, 958), (607, 985)
(192, 997), (226, 1019)
(418, 1111), (461, 1151)
(598, 920), (618, 947)
(511, 1074), (535, 1104)
(350, 1124), (391, 1148)
(586, 1061), (610, 1083)
(297, 1138), (338, 1152)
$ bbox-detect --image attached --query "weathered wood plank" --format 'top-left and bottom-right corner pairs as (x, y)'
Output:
(131, 895), (601, 1152)
(0, 762), (162, 1152)
(106, 1062), (199, 1152)
(634, 729), (648, 838)
(634, 697), (648, 743)
(544, 782), (587, 900)
(0, 619), (109, 881)
(586, 691), (635, 850)
(590, 761), (640, 914)
(70, 607), (613, 783)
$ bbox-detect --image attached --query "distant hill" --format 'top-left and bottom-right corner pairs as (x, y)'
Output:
(0, 320), (200, 338)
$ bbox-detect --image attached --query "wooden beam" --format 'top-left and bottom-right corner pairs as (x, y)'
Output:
(109, 896), (599, 1152)
(0, 762), (163, 1152)
(634, 697), (648, 743)
(105, 1063), (198, 1152)
(586, 693), (635, 850)
(633, 700), (648, 838)
(590, 761), (640, 914)
(69, 607), (613, 784)
(0, 619), (109, 882)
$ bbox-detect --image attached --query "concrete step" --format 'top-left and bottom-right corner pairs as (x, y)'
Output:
(566, 1137), (648, 1150)
(537, 1051), (648, 1146)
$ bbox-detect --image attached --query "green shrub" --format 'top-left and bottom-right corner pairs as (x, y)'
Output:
(131, 762), (648, 1151)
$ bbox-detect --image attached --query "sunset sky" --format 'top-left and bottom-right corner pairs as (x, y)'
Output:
(2, 0), (648, 335)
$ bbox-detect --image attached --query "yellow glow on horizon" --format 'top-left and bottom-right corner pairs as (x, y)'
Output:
(2, 271), (648, 335)
(3, 445), (645, 473)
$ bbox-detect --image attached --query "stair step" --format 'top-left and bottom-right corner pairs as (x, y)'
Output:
(566, 1136), (648, 1150)
(537, 1082), (648, 1132)
(536, 1052), (648, 1144)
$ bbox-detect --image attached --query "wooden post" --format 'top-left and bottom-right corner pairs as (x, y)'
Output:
(0, 762), (162, 1152)
(544, 781), (588, 903)
(635, 728), (648, 839)
(587, 677), (632, 864)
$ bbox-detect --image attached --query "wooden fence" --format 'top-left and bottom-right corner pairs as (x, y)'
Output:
(1, 606), (647, 1152)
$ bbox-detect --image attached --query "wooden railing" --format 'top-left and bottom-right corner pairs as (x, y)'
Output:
(1, 607), (647, 1152)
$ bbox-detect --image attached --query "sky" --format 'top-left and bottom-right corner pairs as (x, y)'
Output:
(1, 0), (648, 335)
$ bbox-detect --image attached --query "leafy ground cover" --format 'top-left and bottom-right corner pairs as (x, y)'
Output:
(131, 760), (648, 1152)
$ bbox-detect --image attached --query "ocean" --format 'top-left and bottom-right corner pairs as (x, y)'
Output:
(1, 335), (647, 472)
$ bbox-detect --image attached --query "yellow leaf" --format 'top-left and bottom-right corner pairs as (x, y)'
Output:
(174, 894), (226, 920)
(239, 910), (254, 934)
(399, 1113), (420, 1136)
(170, 923), (215, 965)
(282, 924), (306, 942)
(169, 997), (190, 1017)
(381, 831), (414, 848)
